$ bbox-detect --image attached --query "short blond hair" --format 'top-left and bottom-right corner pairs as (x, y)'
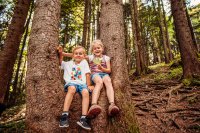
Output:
(90, 39), (104, 53)
(72, 45), (86, 54)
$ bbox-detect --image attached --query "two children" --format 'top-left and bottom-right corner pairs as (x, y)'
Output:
(58, 40), (119, 130)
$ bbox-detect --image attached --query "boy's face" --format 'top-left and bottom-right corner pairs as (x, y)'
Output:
(73, 48), (85, 63)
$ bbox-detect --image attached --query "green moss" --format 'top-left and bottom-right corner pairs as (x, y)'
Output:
(154, 73), (168, 82)
(168, 67), (182, 79)
(111, 89), (140, 133)
(182, 79), (192, 86)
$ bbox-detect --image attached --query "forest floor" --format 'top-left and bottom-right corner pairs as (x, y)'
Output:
(131, 64), (200, 133)
(0, 63), (200, 133)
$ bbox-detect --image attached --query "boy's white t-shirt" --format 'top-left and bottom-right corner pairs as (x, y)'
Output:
(61, 59), (90, 85)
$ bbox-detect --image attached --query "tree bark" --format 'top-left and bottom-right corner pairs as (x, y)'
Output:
(0, 0), (31, 107)
(91, 0), (139, 132)
(170, 0), (200, 78)
(25, 0), (65, 132)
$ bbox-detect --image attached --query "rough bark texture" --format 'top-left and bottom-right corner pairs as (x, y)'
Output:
(170, 0), (200, 78)
(25, 0), (65, 132)
(92, 0), (139, 132)
(0, 0), (31, 106)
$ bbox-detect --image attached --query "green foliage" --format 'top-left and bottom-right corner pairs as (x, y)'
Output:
(0, 0), (15, 48)
(60, 0), (84, 45)
(154, 73), (167, 82)
(168, 66), (182, 79)
(0, 120), (25, 133)
(182, 79), (192, 86)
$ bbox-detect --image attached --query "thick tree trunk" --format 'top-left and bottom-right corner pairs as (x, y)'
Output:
(91, 0), (139, 132)
(184, 2), (198, 51)
(170, 0), (200, 78)
(0, 0), (31, 107)
(25, 0), (65, 132)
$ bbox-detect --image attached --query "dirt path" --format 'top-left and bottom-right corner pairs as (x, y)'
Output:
(131, 67), (200, 133)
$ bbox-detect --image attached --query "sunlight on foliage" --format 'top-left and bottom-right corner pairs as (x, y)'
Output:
(149, 63), (166, 70)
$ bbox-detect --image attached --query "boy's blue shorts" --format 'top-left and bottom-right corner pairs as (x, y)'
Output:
(64, 83), (90, 93)
(91, 72), (109, 81)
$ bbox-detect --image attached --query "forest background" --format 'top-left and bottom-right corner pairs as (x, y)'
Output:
(0, 0), (200, 132)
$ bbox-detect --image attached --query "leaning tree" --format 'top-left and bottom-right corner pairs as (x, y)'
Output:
(170, 0), (200, 79)
(0, 0), (31, 109)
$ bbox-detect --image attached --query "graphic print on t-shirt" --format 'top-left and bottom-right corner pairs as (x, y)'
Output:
(71, 66), (82, 81)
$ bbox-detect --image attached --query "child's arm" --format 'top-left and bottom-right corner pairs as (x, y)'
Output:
(57, 46), (63, 65)
(62, 52), (73, 57)
(98, 60), (111, 74)
(86, 73), (94, 91)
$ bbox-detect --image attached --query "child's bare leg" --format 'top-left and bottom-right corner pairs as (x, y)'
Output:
(102, 76), (114, 103)
(103, 76), (119, 116)
(92, 76), (103, 104)
(63, 86), (76, 111)
(81, 89), (89, 115)
(87, 76), (103, 118)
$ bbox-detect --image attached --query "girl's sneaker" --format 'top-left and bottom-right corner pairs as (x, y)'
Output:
(87, 104), (102, 119)
(108, 104), (119, 116)
(77, 117), (91, 130)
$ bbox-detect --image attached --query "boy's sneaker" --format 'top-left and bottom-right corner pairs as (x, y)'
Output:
(59, 114), (69, 127)
(87, 104), (102, 119)
(77, 118), (91, 130)
(108, 104), (119, 116)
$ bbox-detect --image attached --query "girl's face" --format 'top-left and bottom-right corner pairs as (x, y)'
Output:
(92, 43), (103, 57)
(73, 48), (85, 63)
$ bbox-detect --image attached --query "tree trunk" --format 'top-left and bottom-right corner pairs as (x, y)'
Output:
(25, 0), (65, 132)
(157, 0), (170, 64)
(170, 0), (200, 78)
(161, 0), (173, 60)
(131, 0), (146, 75)
(96, 0), (100, 39)
(86, 0), (91, 52)
(10, 1), (34, 105)
(0, 0), (31, 107)
(184, 2), (198, 51)
(82, 0), (89, 47)
(92, 0), (139, 132)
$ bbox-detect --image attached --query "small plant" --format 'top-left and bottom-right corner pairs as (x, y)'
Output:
(182, 79), (191, 86)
